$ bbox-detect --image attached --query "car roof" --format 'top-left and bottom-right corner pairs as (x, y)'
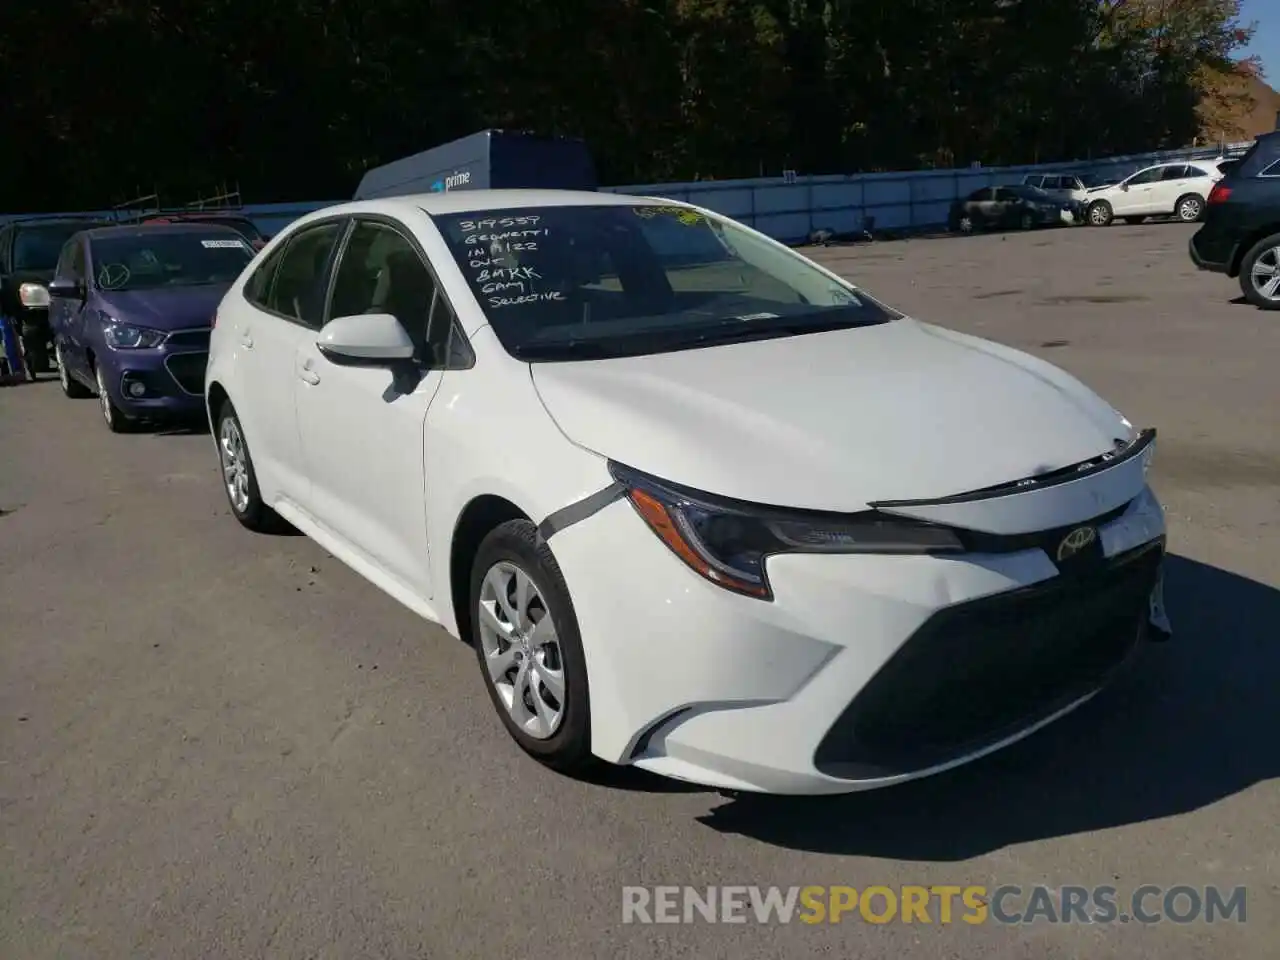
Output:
(296, 189), (667, 225)
(82, 222), (247, 241)
(8, 217), (110, 231)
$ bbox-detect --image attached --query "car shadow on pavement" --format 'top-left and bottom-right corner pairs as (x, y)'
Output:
(695, 554), (1280, 859)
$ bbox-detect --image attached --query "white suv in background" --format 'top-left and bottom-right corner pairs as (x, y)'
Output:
(1083, 160), (1224, 226)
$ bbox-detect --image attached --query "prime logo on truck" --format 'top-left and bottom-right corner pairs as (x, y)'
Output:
(354, 129), (598, 200)
(430, 171), (474, 192)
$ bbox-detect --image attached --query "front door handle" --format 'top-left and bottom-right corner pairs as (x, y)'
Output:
(239, 331), (254, 349)
(299, 367), (321, 385)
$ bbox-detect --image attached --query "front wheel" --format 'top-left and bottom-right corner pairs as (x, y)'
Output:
(469, 519), (594, 773)
(95, 364), (133, 433)
(1239, 232), (1280, 310)
(1087, 201), (1113, 227)
(56, 343), (91, 398)
(1175, 193), (1205, 223)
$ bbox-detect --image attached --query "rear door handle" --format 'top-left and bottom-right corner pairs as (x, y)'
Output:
(240, 331), (254, 349)
(299, 367), (321, 385)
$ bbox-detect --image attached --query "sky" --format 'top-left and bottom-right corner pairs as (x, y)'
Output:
(1240, 0), (1278, 81)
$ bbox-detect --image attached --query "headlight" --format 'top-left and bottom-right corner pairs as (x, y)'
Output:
(609, 462), (963, 600)
(18, 283), (50, 308)
(103, 320), (166, 349)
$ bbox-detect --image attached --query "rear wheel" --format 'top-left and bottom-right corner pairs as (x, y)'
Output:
(216, 400), (287, 531)
(1175, 193), (1204, 223)
(1087, 200), (1113, 227)
(1019, 211), (1035, 230)
(1239, 232), (1280, 310)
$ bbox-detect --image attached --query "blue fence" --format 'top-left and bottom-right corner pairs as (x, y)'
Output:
(2, 140), (1254, 244)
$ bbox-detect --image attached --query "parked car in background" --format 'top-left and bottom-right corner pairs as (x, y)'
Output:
(1022, 172), (1092, 208)
(949, 184), (1074, 233)
(49, 222), (255, 431)
(1083, 160), (1223, 226)
(140, 212), (268, 250)
(0, 216), (110, 379)
(204, 189), (1169, 795)
(1189, 131), (1280, 309)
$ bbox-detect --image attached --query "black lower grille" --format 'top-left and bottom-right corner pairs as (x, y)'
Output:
(814, 540), (1164, 779)
(164, 352), (207, 395)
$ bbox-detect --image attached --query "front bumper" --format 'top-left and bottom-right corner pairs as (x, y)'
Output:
(98, 338), (208, 419)
(550, 466), (1167, 795)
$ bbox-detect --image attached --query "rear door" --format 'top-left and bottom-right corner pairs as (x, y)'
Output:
(235, 218), (346, 509)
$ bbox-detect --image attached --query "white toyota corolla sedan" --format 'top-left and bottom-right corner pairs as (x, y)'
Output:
(205, 189), (1171, 794)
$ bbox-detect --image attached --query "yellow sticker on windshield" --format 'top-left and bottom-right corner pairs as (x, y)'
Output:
(634, 206), (707, 226)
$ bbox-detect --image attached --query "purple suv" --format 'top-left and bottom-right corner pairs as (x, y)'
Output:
(47, 223), (255, 431)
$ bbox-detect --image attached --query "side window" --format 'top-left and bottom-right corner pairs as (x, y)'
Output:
(1160, 165), (1188, 181)
(1127, 167), (1164, 186)
(264, 221), (343, 327)
(994, 187), (1017, 201)
(1185, 166), (1210, 178)
(244, 243), (287, 308)
(54, 241), (74, 279)
(326, 219), (449, 365)
(1023, 175), (1041, 187)
(1262, 160), (1280, 178)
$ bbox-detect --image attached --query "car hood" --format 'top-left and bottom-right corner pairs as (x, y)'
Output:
(529, 319), (1132, 511)
(97, 284), (228, 331)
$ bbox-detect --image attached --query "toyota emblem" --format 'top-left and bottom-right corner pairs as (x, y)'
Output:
(1056, 526), (1098, 562)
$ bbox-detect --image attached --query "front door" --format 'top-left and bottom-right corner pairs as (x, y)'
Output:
(293, 216), (452, 599)
(1113, 166), (1164, 215)
(236, 219), (346, 509)
(54, 239), (91, 378)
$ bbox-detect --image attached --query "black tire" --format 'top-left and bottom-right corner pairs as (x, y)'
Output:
(1238, 231), (1280, 310)
(1087, 200), (1113, 227)
(1175, 193), (1204, 223)
(1123, 216), (1146, 225)
(469, 519), (594, 774)
(55, 343), (91, 398)
(94, 363), (134, 433)
(1019, 210), (1035, 230)
(215, 400), (287, 531)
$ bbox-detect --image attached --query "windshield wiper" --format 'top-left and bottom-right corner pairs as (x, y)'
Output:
(513, 339), (617, 361)
(664, 316), (880, 349)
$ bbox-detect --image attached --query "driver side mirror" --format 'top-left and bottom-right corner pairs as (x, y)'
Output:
(316, 313), (415, 365)
(47, 278), (85, 300)
(1120, 183), (1130, 191)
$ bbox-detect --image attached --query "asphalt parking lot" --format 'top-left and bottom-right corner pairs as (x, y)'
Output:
(2, 221), (1277, 959)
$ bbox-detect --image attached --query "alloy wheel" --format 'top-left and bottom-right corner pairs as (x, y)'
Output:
(1249, 245), (1280, 303)
(218, 415), (252, 514)
(1178, 197), (1202, 222)
(96, 366), (114, 427)
(476, 561), (566, 740)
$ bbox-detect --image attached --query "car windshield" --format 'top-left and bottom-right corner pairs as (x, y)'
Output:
(90, 231), (254, 291)
(14, 223), (96, 271)
(431, 204), (899, 361)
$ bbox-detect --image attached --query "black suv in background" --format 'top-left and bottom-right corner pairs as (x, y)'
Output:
(1189, 132), (1280, 309)
(0, 216), (109, 377)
